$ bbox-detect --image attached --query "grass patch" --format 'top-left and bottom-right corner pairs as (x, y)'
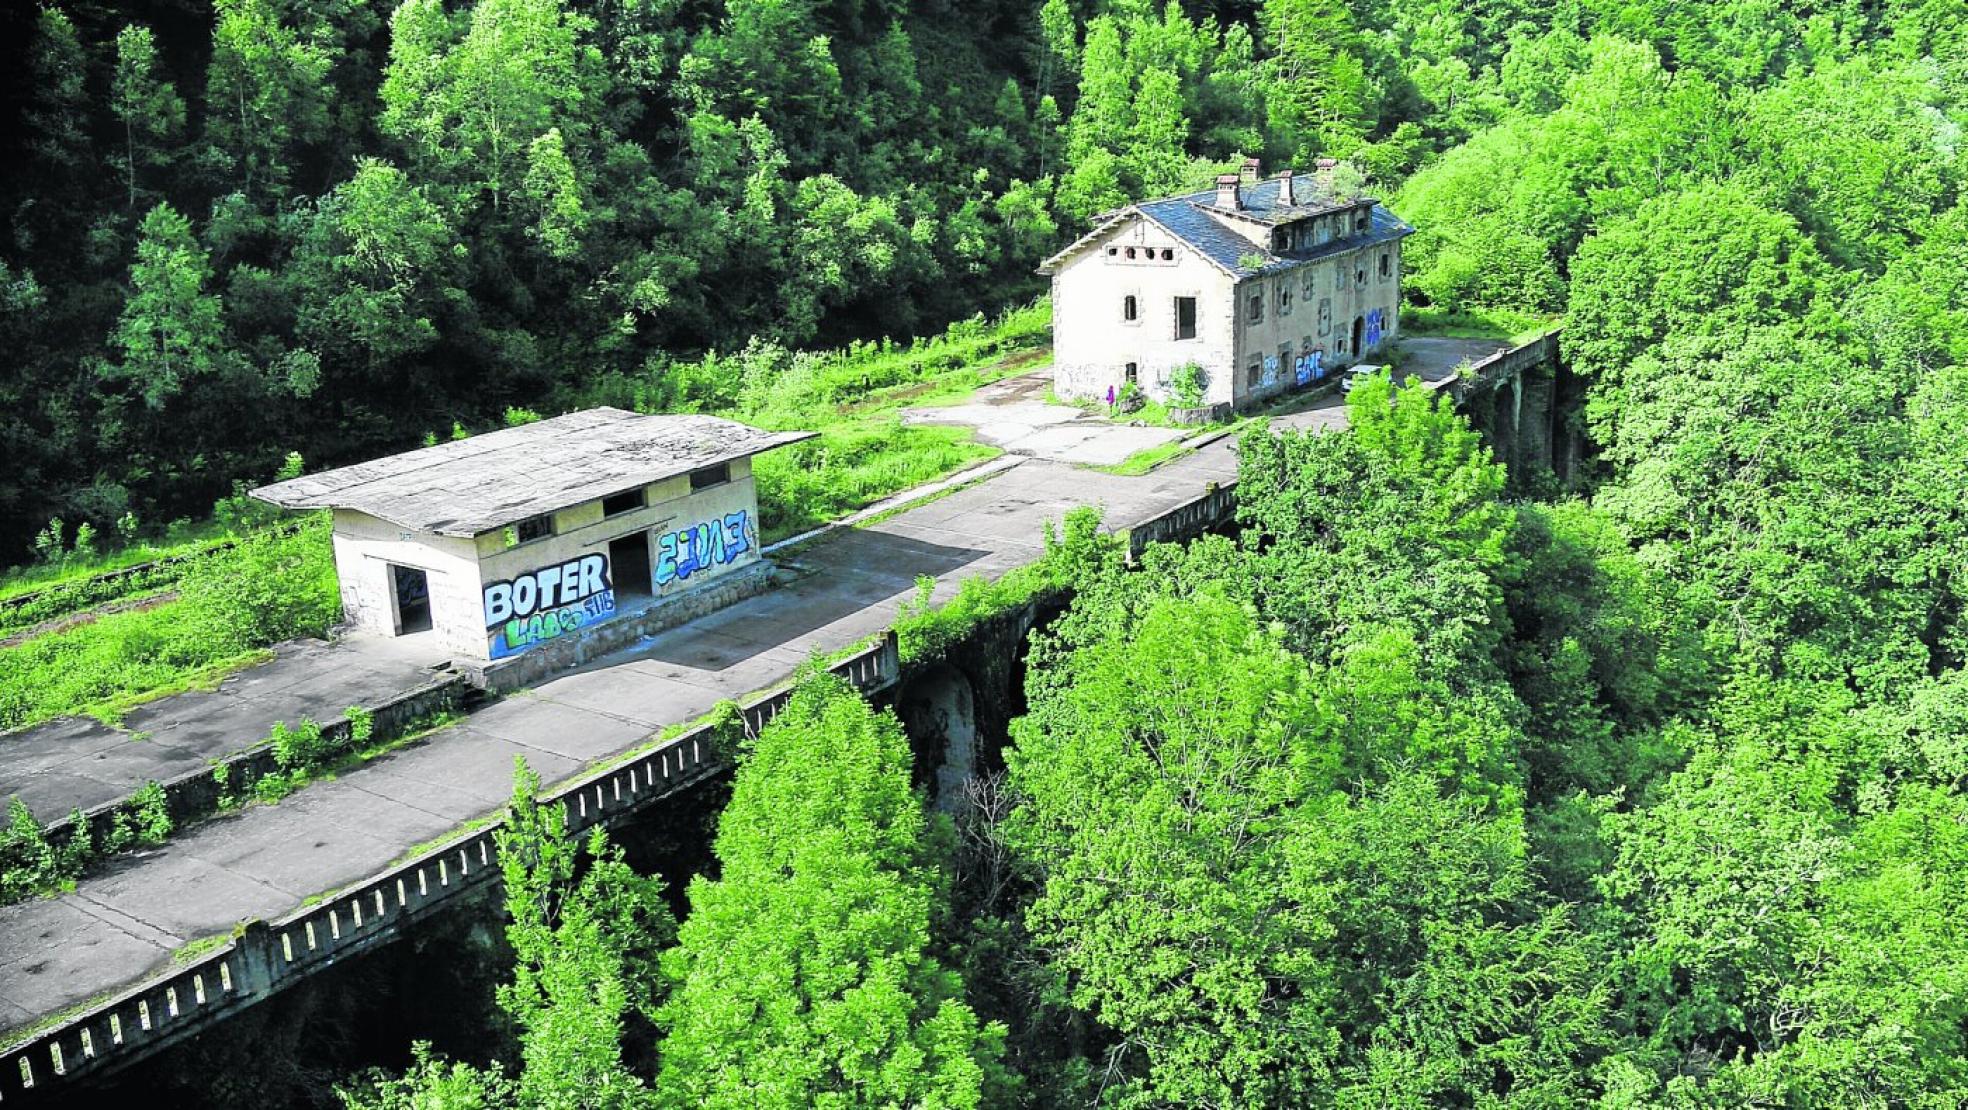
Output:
(1096, 440), (1194, 476)
(894, 506), (1111, 663)
(754, 423), (999, 545)
(0, 523), (338, 733)
(1401, 304), (1559, 343)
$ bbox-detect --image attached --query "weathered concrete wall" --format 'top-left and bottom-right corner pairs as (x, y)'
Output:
(1231, 243), (1401, 405)
(1445, 331), (1572, 488)
(331, 509), (485, 657)
(1050, 219), (1239, 406)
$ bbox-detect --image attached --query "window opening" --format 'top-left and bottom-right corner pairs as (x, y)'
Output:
(689, 463), (730, 491)
(602, 489), (645, 517)
(1122, 295), (1138, 322)
(1174, 296), (1197, 340)
(514, 514), (554, 544)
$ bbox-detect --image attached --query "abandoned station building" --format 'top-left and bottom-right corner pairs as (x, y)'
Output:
(1040, 159), (1412, 410)
(254, 408), (812, 668)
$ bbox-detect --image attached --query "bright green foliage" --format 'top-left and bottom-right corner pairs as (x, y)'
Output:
(107, 203), (228, 409)
(1235, 375), (1513, 678)
(497, 758), (672, 1109)
(1007, 582), (1617, 1104)
(0, 520), (338, 731)
(655, 673), (1004, 1108)
(206, 0), (333, 204)
(338, 1042), (518, 1110)
(1006, 589), (1340, 1104)
(110, 25), (185, 213)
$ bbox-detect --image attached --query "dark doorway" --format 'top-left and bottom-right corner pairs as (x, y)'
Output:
(1352, 315), (1365, 358)
(391, 565), (432, 635)
(609, 533), (653, 600)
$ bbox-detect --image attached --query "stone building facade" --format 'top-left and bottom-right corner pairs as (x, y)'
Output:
(1040, 162), (1412, 409)
(254, 409), (812, 663)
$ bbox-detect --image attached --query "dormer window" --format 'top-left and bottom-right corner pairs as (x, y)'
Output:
(1354, 209), (1370, 234)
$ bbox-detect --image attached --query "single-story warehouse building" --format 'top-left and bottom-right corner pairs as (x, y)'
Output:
(253, 408), (813, 667)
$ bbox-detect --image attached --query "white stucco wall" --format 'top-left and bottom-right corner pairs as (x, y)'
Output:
(330, 509), (487, 658)
(331, 458), (765, 662)
(1051, 213), (1405, 411)
(1049, 218), (1239, 406)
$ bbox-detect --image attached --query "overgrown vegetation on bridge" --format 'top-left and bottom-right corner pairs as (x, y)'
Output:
(7, 0), (1968, 1103)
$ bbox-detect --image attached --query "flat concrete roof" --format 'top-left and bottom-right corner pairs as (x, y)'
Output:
(252, 408), (815, 536)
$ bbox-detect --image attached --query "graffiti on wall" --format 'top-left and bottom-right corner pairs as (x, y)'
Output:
(1364, 308), (1385, 349)
(1295, 348), (1324, 386)
(484, 552), (616, 659)
(654, 510), (754, 587)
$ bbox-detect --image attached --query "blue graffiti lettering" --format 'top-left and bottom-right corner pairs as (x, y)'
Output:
(654, 509), (753, 587)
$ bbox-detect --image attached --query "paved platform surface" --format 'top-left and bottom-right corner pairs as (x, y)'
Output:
(0, 446), (1238, 1039)
(0, 637), (451, 823)
(903, 372), (1190, 466)
(0, 334), (1506, 1041)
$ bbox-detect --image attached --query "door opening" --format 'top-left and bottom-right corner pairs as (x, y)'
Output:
(1351, 315), (1365, 358)
(609, 533), (653, 601)
(390, 565), (432, 635)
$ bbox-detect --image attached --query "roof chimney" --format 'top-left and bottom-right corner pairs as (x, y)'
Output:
(1215, 173), (1242, 211)
(1278, 169), (1297, 207)
(1240, 156), (1261, 185)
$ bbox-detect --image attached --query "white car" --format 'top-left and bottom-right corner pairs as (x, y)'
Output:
(1338, 363), (1386, 395)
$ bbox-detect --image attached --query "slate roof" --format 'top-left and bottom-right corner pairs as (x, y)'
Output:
(253, 408), (815, 537)
(1039, 172), (1413, 279)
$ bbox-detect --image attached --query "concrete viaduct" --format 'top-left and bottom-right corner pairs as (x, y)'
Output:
(0, 332), (1568, 1102)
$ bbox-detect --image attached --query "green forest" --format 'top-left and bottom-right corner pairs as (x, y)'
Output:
(6, 0), (1968, 1104)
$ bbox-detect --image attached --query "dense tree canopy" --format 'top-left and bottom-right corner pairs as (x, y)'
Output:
(6, 0), (1968, 1105)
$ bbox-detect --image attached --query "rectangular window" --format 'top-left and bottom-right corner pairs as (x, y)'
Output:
(1304, 269), (1317, 297)
(1278, 343), (1292, 380)
(1318, 297), (1332, 336)
(601, 489), (645, 517)
(1124, 362), (1139, 385)
(1173, 296), (1197, 340)
(514, 514), (554, 544)
(1355, 207), (1370, 234)
(1379, 252), (1391, 280)
(689, 463), (730, 491)
(1122, 294), (1139, 323)
(1278, 285), (1293, 316)
(1247, 361), (1262, 389)
(1248, 293), (1264, 324)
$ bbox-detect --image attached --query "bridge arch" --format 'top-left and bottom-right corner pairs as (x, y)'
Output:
(895, 663), (979, 812)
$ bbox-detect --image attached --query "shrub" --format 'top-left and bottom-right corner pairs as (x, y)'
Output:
(1170, 362), (1207, 407)
(270, 718), (330, 773)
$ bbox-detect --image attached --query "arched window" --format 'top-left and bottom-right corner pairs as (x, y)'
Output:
(1124, 247), (1137, 260)
(1122, 295), (1138, 322)
(1161, 248), (1174, 260)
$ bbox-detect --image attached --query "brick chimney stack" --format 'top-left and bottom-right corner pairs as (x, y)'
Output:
(1240, 156), (1262, 185)
(1215, 173), (1242, 210)
(1278, 169), (1297, 206)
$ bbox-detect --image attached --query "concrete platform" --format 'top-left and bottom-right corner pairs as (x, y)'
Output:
(0, 636), (452, 823)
